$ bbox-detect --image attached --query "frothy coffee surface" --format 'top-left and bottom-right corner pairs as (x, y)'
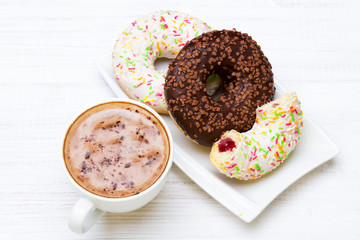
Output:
(64, 102), (170, 198)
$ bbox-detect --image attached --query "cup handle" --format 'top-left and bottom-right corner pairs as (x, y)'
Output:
(68, 197), (106, 234)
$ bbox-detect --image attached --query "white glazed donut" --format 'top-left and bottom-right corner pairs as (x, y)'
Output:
(210, 92), (303, 180)
(112, 10), (212, 113)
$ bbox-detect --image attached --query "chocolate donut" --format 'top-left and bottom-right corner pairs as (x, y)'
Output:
(164, 29), (275, 146)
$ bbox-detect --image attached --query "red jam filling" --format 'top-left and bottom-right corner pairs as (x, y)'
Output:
(218, 138), (236, 152)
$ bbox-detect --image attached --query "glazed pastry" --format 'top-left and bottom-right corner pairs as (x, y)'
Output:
(112, 10), (212, 113)
(164, 29), (275, 146)
(210, 93), (303, 180)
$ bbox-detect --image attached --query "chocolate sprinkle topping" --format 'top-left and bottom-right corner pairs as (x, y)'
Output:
(164, 29), (275, 146)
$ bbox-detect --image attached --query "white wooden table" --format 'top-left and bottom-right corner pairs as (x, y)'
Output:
(1, 0), (359, 239)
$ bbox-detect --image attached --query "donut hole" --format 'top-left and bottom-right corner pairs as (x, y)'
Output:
(206, 73), (224, 100)
(154, 58), (172, 73)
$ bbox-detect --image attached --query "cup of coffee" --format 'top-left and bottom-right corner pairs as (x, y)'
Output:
(62, 99), (173, 234)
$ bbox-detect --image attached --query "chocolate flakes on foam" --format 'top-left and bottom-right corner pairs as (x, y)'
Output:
(164, 29), (275, 147)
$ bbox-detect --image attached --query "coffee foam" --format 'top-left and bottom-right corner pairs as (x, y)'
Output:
(64, 102), (170, 198)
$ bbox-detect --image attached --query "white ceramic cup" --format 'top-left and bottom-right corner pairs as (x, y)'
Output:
(62, 99), (173, 234)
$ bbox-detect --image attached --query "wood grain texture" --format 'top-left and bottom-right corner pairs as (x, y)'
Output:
(0, 0), (359, 239)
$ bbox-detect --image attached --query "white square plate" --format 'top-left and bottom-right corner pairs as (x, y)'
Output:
(96, 53), (340, 223)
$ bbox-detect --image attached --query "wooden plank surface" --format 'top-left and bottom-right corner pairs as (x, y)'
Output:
(0, 0), (359, 239)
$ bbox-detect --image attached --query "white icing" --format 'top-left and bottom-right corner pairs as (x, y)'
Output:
(210, 92), (303, 180)
(112, 10), (212, 112)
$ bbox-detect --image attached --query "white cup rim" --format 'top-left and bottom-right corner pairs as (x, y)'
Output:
(62, 98), (173, 203)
